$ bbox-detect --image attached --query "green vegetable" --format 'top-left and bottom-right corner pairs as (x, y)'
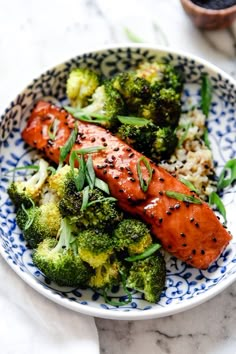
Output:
(217, 159), (236, 190)
(177, 122), (192, 148)
(200, 74), (212, 117)
(48, 118), (59, 140)
(209, 191), (227, 223)
(58, 124), (78, 168)
(103, 270), (132, 307)
(33, 218), (93, 286)
(123, 27), (144, 43)
(117, 115), (150, 126)
(203, 127), (211, 149)
(137, 157), (153, 192)
(165, 190), (202, 204)
(125, 243), (161, 262)
(179, 177), (199, 194)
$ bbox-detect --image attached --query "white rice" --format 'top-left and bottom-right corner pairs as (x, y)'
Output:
(160, 108), (216, 200)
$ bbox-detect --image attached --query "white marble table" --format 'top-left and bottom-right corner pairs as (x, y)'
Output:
(0, 1), (236, 353)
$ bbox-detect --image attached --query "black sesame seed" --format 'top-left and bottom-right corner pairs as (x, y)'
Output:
(180, 232), (186, 238)
(192, 249), (196, 255)
(103, 143), (107, 147)
(175, 203), (180, 209)
(168, 245), (172, 249)
(130, 177), (136, 182)
(195, 222), (199, 228)
(166, 211), (172, 215)
(111, 155), (115, 160)
(114, 147), (119, 151)
(159, 177), (165, 182)
(159, 218), (163, 223)
(182, 244), (187, 247)
(129, 153), (134, 158)
(109, 164), (114, 168)
(128, 171), (133, 176)
(212, 237), (217, 242)
(103, 170), (107, 175)
(201, 250), (205, 255)
(126, 148), (131, 152)
(119, 189), (124, 193)
(91, 137), (96, 142)
(185, 202), (190, 208)
(159, 191), (164, 196)
(190, 217), (194, 222)
(169, 206), (175, 211)
(120, 166), (124, 171)
(101, 137), (106, 142)
(114, 176), (119, 179)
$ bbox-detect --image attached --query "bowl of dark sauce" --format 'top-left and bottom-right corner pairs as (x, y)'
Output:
(180, 0), (236, 29)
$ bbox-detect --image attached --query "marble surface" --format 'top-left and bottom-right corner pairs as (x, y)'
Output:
(0, 0), (236, 353)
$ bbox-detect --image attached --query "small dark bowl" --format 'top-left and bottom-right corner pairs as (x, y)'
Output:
(180, 0), (236, 30)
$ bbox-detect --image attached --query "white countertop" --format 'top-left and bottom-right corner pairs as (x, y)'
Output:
(0, 1), (236, 353)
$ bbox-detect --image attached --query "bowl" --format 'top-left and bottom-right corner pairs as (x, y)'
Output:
(180, 0), (236, 29)
(0, 44), (236, 320)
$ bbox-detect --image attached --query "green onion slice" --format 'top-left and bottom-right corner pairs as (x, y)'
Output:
(3, 165), (40, 175)
(137, 156), (153, 192)
(123, 27), (144, 43)
(103, 270), (132, 307)
(85, 155), (96, 190)
(59, 124), (78, 168)
(73, 146), (105, 155)
(177, 122), (192, 148)
(200, 74), (212, 118)
(87, 197), (117, 207)
(48, 118), (59, 140)
(165, 190), (202, 204)
(117, 115), (150, 126)
(203, 127), (211, 149)
(125, 243), (162, 262)
(209, 191), (227, 223)
(179, 177), (199, 194)
(21, 199), (35, 230)
(217, 159), (236, 190)
(95, 178), (110, 195)
(81, 186), (90, 211)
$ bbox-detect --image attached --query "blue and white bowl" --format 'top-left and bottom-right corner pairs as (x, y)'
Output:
(0, 44), (235, 320)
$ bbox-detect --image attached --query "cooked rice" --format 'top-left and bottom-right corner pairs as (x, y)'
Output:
(160, 108), (216, 200)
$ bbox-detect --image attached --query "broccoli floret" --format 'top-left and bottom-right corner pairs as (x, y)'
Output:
(116, 121), (157, 155)
(48, 164), (76, 198)
(16, 202), (61, 248)
(78, 229), (114, 268)
(138, 88), (181, 127)
(126, 254), (166, 303)
(112, 72), (151, 113)
(66, 68), (100, 108)
(89, 256), (121, 289)
(82, 81), (126, 130)
(8, 159), (49, 208)
(33, 218), (93, 287)
(59, 188), (123, 231)
(113, 219), (152, 255)
(136, 62), (183, 93)
(150, 126), (178, 161)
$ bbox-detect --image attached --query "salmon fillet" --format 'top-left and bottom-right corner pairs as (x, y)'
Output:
(21, 101), (232, 269)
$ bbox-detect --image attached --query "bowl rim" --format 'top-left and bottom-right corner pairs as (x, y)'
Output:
(0, 43), (236, 320)
(180, 0), (236, 15)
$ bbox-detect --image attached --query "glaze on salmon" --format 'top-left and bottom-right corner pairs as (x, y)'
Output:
(22, 101), (232, 269)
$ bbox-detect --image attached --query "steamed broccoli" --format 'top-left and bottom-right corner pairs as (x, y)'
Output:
(113, 219), (152, 255)
(116, 121), (157, 155)
(136, 61), (183, 93)
(8, 159), (49, 208)
(78, 229), (114, 268)
(126, 254), (166, 303)
(33, 218), (93, 286)
(138, 88), (181, 127)
(89, 256), (121, 289)
(66, 68), (100, 108)
(82, 81), (126, 130)
(112, 72), (151, 113)
(16, 202), (61, 248)
(59, 187), (123, 231)
(150, 126), (178, 161)
(48, 164), (76, 199)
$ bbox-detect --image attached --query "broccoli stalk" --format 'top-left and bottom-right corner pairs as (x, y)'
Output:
(33, 218), (93, 287)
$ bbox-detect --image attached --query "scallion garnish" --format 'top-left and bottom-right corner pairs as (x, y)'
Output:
(165, 191), (202, 204)
(203, 127), (211, 149)
(85, 155), (96, 190)
(58, 123), (78, 168)
(200, 74), (212, 118)
(217, 159), (236, 190)
(117, 115), (150, 126)
(177, 122), (192, 148)
(64, 106), (110, 124)
(74, 155), (86, 192)
(73, 146), (105, 155)
(3, 165), (40, 175)
(103, 270), (132, 307)
(48, 118), (60, 141)
(95, 178), (110, 195)
(87, 197), (117, 207)
(125, 243), (161, 262)
(123, 27), (144, 43)
(137, 156), (153, 192)
(179, 177), (199, 194)
(209, 191), (227, 223)
(81, 185), (90, 211)
(21, 199), (35, 230)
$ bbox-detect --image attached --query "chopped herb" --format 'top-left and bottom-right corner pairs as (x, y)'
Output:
(3, 165), (40, 175)
(58, 124), (78, 168)
(217, 158), (236, 190)
(21, 199), (35, 230)
(179, 177), (199, 194)
(203, 127), (211, 149)
(47, 166), (57, 175)
(137, 157), (153, 192)
(117, 115), (150, 126)
(200, 74), (212, 117)
(73, 146), (105, 155)
(103, 270), (132, 307)
(48, 118), (60, 140)
(166, 190), (202, 204)
(87, 197), (117, 207)
(95, 178), (110, 194)
(64, 106), (110, 124)
(125, 243), (161, 262)
(85, 155), (96, 190)
(177, 122), (192, 147)
(123, 27), (144, 43)
(81, 185), (90, 211)
(209, 191), (227, 223)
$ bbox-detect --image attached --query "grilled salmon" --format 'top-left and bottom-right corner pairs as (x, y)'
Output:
(22, 101), (232, 269)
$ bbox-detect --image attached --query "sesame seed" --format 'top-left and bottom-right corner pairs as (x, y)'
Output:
(212, 237), (217, 242)
(159, 177), (165, 182)
(129, 153), (134, 158)
(175, 203), (180, 209)
(195, 222), (199, 228)
(103, 143), (107, 147)
(182, 244), (187, 247)
(192, 249), (196, 255)
(180, 233), (185, 238)
(201, 250), (205, 255)
(103, 170), (107, 175)
(190, 217), (194, 222)
(101, 137), (106, 142)
(126, 148), (131, 152)
(119, 189), (124, 193)
(114, 176), (119, 179)
(166, 211), (172, 215)
(114, 147), (119, 151)
(159, 191), (164, 196)
(159, 218), (163, 223)
(91, 137), (96, 142)
(130, 177), (136, 182)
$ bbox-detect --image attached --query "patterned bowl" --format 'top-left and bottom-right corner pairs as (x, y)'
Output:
(0, 44), (235, 320)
